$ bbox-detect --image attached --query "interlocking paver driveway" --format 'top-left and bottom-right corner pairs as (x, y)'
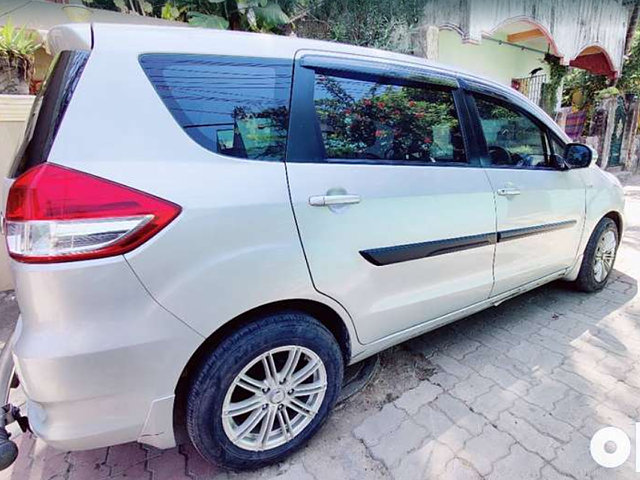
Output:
(2, 175), (640, 480)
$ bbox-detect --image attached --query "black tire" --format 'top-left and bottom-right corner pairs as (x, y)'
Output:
(185, 311), (344, 470)
(574, 217), (619, 292)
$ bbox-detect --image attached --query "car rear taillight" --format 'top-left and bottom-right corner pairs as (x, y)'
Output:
(4, 163), (181, 263)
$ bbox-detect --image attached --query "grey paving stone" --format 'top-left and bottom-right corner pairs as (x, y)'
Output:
(524, 378), (570, 412)
(605, 382), (640, 418)
(265, 464), (315, 480)
(596, 351), (634, 378)
(551, 389), (598, 431)
(394, 381), (443, 415)
(496, 411), (559, 461)
(550, 431), (598, 479)
(526, 332), (572, 356)
(428, 353), (474, 379)
(459, 344), (506, 370)
(428, 371), (460, 390)
(551, 367), (606, 399)
(467, 331), (514, 353)
(353, 403), (407, 447)
(540, 465), (574, 480)
(457, 424), (515, 477)
(470, 385), (519, 422)
(369, 419), (427, 469)
(478, 363), (531, 397)
(413, 404), (470, 453)
(571, 338), (626, 371)
(504, 341), (564, 372)
(431, 394), (488, 436)
(440, 337), (482, 361)
(510, 399), (574, 443)
(580, 402), (637, 441)
(504, 318), (544, 339)
(450, 373), (495, 403)
(437, 457), (482, 480)
(623, 365), (640, 389)
(391, 440), (455, 480)
(487, 444), (545, 480)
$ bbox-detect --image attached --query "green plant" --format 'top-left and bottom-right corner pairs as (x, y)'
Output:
(594, 86), (621, 102)
(315, 77), (458, 159)
(161, 1), (187, 20)
(541, 53), (568, 115)
(618, 28), (640, 96)
(562, 68), (609, 107)
(176, 0), (291, 31)
(0, 19), (40, 62)
(112, 0), (154, 15)
(298, 0), (428, 51)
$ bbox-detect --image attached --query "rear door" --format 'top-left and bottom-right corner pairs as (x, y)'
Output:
(465, 88), (586, 296)
(285, 52), (497, 344)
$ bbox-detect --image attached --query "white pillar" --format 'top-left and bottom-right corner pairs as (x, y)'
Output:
(424, 25), (440, 61)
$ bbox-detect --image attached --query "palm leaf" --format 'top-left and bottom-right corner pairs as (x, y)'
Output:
(0, 18), (41, 60)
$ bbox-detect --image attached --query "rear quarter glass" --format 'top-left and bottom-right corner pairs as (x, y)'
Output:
(10, 50), (90, 178)
(139, 54), (293, 162)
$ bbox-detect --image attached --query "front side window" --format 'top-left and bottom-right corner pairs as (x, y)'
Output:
(313, 72), (466, 164)
(140, 54), (292, 161)
(474, 96), (550, 169)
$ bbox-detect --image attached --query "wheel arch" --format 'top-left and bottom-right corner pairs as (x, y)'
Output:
(172, 298), (352, 444)
(604, 210), (624, 237)
(565, 209), (624, 283)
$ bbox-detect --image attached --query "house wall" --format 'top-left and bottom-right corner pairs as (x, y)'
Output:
(421, 0), (630, 73)
(34, 47), (54, 84)
(0, 95), (34, 291)
(438, 29), (549, 85)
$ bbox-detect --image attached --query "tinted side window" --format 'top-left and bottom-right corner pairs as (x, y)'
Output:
(474, 96), (550, 169)
(140, 55), (293, 162)
(10, 51), (89, 178)
(313, 72), (466, 164)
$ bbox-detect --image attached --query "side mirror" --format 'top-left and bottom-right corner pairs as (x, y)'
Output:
(563, 143), (593, 169)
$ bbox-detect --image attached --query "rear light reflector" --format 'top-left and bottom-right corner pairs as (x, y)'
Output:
(4, 163), (181, 263)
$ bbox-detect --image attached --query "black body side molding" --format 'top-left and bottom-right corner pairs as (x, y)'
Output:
(360, 233), (497, 266)
(361, 220), (577, 266)
(497, 220), (577, 242)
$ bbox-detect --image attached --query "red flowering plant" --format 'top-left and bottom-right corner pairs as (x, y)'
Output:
(315, 75), (458, 160)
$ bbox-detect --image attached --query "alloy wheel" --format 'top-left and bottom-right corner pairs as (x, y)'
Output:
(593, 230), (617, 282)
(221, 346), (328, 452)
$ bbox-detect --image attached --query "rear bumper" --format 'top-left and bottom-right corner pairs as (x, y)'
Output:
(0, 328), (16, 406)
(10, 256), (203, 451)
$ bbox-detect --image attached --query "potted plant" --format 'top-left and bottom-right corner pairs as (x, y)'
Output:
(0, 20), (40, 95)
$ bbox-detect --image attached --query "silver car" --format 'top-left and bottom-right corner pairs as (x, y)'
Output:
(0, 23), (625, 470)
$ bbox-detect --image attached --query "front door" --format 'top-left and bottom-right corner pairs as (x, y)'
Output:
(469, 93), (586, 296)
(285, 53), (497, 344)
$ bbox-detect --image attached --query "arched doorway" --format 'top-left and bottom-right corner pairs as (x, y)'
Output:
(436, 18), (559, 106)
(570, 45), (617, 80)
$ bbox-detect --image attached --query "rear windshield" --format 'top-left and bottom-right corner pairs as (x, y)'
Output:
(10, 50), (89, 178)
(139, 54), (293, 162)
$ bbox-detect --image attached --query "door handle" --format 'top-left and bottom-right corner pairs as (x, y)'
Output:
(309, 194), (361, 207)
(496, 187), (521, 197)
